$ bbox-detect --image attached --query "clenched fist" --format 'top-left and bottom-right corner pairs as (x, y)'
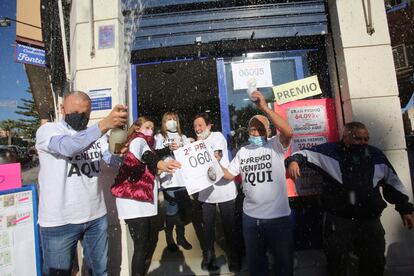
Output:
(99, 105), (128, 133)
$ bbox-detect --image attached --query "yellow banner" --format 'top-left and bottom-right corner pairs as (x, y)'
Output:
(273, 75), (322, 105)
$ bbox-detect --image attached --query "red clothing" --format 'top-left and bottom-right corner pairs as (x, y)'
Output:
(111, 132), (156, 202)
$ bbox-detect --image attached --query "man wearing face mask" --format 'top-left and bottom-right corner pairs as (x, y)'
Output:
(285, 121), (414, 276)
(220, 90), (294, 276)
(35, 91), (128, 276)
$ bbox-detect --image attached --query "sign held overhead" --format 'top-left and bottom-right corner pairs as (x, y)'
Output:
(273, 75), (322, 105)
(231, 60), (273, 90)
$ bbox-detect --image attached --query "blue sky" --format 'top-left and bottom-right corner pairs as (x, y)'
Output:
(0, 0), (31, 122)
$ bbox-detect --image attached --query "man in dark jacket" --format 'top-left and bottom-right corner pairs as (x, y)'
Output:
(285, 121), (414, 276)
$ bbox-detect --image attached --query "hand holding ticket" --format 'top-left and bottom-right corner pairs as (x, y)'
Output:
(247, 78), (258, 102)
(174, 140), (223, 194)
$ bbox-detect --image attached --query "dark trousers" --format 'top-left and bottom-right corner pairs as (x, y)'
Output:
(125, 216), (159, 276)
(201, 199), (239, 261)
(323, 213), (386, 276)
(243, 214), (293, 276)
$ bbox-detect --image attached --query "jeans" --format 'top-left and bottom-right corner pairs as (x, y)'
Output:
(323, 213), (385, 276)
(243, 213), (293, 276)
(201, 199), (239, 263)
(40, 215), (108, 276)
(125, 216), (159, 276)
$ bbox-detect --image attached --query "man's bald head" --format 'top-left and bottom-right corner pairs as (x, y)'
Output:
(63, 91), (91, 102)
(61, 91), (91, 117)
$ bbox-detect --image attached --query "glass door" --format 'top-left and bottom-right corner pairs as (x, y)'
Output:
(216, 50), (318, 156)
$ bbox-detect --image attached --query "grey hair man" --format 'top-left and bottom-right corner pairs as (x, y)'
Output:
(286, 121), (414, 276)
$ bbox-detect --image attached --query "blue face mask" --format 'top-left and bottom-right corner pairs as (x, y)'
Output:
(248, 136), (266, 147)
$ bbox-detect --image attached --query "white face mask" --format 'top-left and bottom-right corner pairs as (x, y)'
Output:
(166, 119), (177, 132)
(196, 129), (210, 140)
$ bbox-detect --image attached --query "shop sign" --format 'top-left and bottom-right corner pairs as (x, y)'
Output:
(88, 88), (112, 111)
(273, 75), (322, 105)
(15, 44), (45, 67)
(292, 135), (327, 153)
(174, 140), (223, 195)
(286, 105), (326, 134)
(231, 60), (273, 90)
(98, 25), (115, 49)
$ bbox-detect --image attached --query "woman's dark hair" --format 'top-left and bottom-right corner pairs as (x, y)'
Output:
(194, 113), (212, 125)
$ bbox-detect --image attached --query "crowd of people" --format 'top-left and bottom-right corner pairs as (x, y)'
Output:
(35, 90), (414, 276)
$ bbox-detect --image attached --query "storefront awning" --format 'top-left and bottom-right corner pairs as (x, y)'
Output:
(129, 0), (328, 51)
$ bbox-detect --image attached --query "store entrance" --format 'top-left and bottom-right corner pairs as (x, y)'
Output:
(135, 59), (221, 138)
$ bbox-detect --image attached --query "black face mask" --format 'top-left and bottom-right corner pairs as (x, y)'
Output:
(65, 112), (89, 131)
(348, 144), (368, 157)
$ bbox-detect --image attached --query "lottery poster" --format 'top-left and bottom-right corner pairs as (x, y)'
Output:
(275, 98), (339, 197)
(174, 140), (224, 195)
(0, 186), (40, 275)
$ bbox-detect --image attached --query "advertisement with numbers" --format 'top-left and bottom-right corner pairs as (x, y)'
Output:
(275, 98), (339, 197)
(286, 105), (327, 134)
(174, 140), (224, 195)
(0, 186), (40, 276)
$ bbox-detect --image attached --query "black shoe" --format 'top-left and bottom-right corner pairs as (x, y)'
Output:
(177, 237), (192, 250)
(167, 242), (179, 252)
(201, 252), (219, 271)
(229, 261), (241, 272)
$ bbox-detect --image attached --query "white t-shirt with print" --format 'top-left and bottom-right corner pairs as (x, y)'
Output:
(36, 122), (107, 227)
(198, 131), (237, 203)
(115, 137), (158, 219)
(155, 132), (190, 189)
(228, 135), (291, 219)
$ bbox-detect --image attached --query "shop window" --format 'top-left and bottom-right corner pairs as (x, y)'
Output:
(222, 50), (330, 155)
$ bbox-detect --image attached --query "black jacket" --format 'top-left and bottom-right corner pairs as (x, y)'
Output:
(285, 142), (413, 219)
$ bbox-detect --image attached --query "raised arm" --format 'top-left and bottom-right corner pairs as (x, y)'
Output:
(251, 91), (293, 148)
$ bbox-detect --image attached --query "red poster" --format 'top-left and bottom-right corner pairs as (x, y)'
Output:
(275, 98), (339, 197)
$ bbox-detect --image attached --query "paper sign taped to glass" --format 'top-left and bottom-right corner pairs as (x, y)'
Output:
(174, 140), (224, 195)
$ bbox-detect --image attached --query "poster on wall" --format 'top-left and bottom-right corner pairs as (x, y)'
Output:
(231, 60), (273, 90)
(275, 98), (339, 197)
(98, 25), (115, 49)
(286, 105), (327, 135)
(0, 186), (40, 276)
(291, 135), (327, 153)
(88, 88), (112, 111)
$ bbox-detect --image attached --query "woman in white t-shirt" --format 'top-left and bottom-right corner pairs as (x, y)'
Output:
(221, 91), (294, 276)
(111, 116), (181, 276)
(193, 113), (240, 272)
(155, 112), (193, 251)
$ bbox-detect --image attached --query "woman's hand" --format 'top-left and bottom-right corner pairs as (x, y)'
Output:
(158, 160), (182, 173)
(168, 142), (180, 151)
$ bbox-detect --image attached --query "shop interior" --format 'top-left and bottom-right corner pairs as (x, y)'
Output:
(135, 59), (221, 139)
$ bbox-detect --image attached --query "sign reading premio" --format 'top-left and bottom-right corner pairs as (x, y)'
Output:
(273, 75), (322, 105)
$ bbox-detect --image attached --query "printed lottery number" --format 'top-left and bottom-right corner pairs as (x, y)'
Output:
(189, 152), (212, 168)
(297, 143), (318, 150)
(295, 113), (317, 120)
